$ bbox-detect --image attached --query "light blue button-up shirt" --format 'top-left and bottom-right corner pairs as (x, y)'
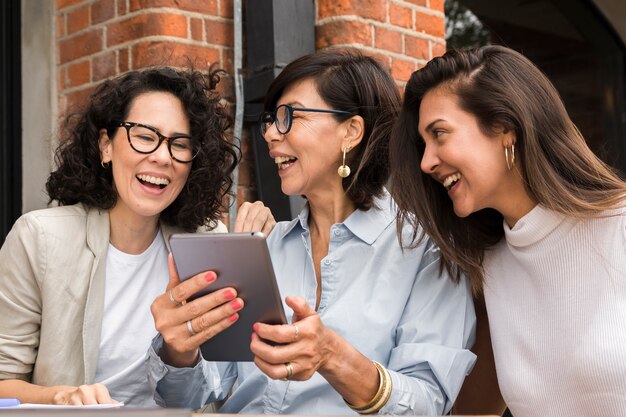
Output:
(148, 190), (476, 415)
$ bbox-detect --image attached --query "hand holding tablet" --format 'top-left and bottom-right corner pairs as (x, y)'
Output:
(166, 232), (287, 362)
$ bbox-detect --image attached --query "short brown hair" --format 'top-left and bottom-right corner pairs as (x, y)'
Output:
(264, 49), (401, 210)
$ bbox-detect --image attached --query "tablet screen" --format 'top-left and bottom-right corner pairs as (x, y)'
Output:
(169, 232), (287, 361)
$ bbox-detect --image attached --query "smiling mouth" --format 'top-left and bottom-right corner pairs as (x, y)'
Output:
(136, 174), (170, 189)
(443, 173), (461, 191)
(275, 156), (297, 170)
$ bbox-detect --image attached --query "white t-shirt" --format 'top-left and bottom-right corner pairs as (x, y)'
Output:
(95, 230), (169, 407)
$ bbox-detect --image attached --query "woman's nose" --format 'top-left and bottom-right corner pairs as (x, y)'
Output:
(262, 121), (283, 143)
(420, 145), (440, 174)
(149, 140), (173, 165)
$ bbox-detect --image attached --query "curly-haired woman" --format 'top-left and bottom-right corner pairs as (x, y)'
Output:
(0, 67), (274, 406)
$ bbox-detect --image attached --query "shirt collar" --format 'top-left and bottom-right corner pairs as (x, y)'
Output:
(275, 189), (396, 245)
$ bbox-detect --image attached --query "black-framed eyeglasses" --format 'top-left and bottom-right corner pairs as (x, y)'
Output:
(258, 104), (354, 136)
(115, 121), (199, 163)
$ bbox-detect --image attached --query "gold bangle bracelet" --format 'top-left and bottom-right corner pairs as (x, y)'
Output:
(345, 361), (392, 414)
(358, 364), (393, 414)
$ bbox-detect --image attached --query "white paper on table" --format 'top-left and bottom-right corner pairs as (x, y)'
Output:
(3, 402), (124, 409)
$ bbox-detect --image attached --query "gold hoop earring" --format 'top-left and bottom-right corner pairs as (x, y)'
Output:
(101, 160), (110, 169)
(505, 144), (515, 170)
(337, 147), (351, 178)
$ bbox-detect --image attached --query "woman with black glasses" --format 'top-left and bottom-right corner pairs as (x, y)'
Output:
(149, 49), (477, 415)
(0, 66), (274, 406)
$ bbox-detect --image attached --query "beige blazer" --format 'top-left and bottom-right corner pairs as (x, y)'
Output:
(0, 203), (226, 386)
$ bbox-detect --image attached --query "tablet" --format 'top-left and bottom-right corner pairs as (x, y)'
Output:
(169, 232), (287, 361)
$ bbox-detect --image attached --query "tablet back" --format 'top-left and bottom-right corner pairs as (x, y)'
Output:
(169, 232), (287, 361)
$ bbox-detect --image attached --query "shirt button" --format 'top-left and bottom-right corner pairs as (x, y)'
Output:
(323, 259), (332, 265)
(333, 229), (341, 236)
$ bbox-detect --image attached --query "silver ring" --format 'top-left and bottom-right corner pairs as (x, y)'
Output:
(282, 362), (293, 381)
(186, 320), (196, 336)
(293, 324), (299, 341)
(168, 289), (180, 306)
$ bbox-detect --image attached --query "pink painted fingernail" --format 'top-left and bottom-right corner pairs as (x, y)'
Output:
(253, 323), (259, 332)
(205, 272), (216, 283)
(224, 290), (235, 300)
(230, 300), (242, 310)
(230, 313), (238, 322)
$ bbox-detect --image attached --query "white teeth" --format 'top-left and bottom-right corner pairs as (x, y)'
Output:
(274, 156), (296, 169)
(137, 174), (170, 186)
(443, 173), (461, 190)
(274, 156), (295, 164)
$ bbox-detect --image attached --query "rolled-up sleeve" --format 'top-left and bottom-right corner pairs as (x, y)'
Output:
(379, 240), (476, 415)
(147, 335), (237, 409)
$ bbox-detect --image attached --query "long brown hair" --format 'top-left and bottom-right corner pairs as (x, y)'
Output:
(389, 45), (626, 293)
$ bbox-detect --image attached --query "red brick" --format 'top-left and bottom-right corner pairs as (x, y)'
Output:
(220, 0), (234, 18)
(58, 67), (66, 91)
(129, 0), (218, 14)
(390, 3), (412, 29)
(391, 57), (416, 82)
(59, 29), (103, 63)
(119, 48), (130, 72)
(215, 66), (234, 101)
(374, 26), (402, 54)
(132, 41), (220, 70)
(62, 85), (96, 116)
(91, 0), (115, 25)
(67, 5), (90, 35)
(205, 19), (234, 46)
(364, 51), (391, 71)
(107, 13), (188, 47)
(65, 60), (90, 88)
(56, 0), (84, 10)
(117, 0), (128, 16)
(93, 51), (117, 81)
(56, 14), (66, 38)
(405, 35), (429, 60)
(318, 0), (386, 22)
(415, 11), (445, 38)
(403, 0), (427, 6)
(221, 49), (235, 74)
(316, 20), (372, 49)
(432, 41), (446, 58)
(430, 0), (445, 13)
(190, 18), (204, 41)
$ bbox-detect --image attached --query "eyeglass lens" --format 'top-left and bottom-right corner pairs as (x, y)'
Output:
(261, 105), (292, 135)
(127, 125), (195, 162)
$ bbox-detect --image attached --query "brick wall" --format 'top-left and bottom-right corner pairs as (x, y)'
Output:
(56, 0), (234, 115)
(53, 0), (445, 209)
(316, 0), (445, 87)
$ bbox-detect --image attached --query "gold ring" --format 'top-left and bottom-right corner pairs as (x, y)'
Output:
(168, 289), (180, 306)
(186, 320), (196, 336)
(293, 324), (299, 341)
(282, 362), (293, 381)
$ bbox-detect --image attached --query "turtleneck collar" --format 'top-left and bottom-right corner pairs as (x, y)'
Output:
(503, 204), (572, 248)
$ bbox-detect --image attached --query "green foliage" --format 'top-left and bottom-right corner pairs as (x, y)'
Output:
(445, 0), (491, 49)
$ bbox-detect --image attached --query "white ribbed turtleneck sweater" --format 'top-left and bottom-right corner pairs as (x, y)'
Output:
(483, 204), (626, 417)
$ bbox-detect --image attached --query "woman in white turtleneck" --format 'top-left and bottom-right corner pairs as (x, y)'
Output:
(389, 45), (626, 417)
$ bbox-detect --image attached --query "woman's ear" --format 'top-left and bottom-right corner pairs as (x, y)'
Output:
(342, 115), (365, 151)
(99, 128), (112, 163)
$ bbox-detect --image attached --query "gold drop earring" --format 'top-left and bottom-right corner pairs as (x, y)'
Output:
(338, 146), (351, 178)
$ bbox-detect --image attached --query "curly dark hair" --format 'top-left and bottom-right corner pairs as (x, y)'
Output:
(263, 49), (401, 210)
(46, 66), (239, 231)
